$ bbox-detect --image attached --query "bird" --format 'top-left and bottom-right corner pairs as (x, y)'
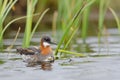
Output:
(16, 35), (56, 64)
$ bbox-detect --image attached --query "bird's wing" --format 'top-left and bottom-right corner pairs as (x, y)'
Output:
(16, 46), (40, 55)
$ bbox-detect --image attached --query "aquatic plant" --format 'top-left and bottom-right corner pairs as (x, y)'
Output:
(6, 27), (21, 52)
(0, 9), (48, 51)
(22, 0), (38, 48)
(55, 0), (95, 57)
(109, 8), (120, 34)
(22, 0), (49, 48)
(81, 0), (92, 43)
(0, 0), (17, 49)
(98, 0), (110, 53)
(0, 0), (49, 50)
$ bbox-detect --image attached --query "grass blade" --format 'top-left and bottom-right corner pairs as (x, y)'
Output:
(109, 8), (120, 34)
(0, 13), (40, 39)
(7, 27), (21, 51)
(58, 49), (86, 57)
(30, 8), (49, 39)
(2, 0), (17, 22)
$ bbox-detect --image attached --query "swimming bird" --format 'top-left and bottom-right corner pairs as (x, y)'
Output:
(16, 36), (56, 64)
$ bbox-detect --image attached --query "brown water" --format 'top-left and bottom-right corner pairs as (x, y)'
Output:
(0, 28), (120, 80)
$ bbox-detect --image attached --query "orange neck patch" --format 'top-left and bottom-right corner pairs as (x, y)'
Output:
(40, 45), (52, 55)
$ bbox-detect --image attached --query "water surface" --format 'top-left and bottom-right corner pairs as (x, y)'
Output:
(0, 28), (120, 80)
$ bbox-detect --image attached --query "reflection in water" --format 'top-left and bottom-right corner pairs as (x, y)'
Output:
(26, 62), (52, 71)
(0, 59), (5, 65)
(40, 62), (52, 71)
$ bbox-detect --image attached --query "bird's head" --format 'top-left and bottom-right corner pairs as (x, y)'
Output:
(41, 35), (56, 47)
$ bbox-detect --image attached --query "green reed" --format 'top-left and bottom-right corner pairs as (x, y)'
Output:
(1, 13), (40, 40)
(0, 0), (17, 49)
(22, 0), (49, 48)
(55, 0), (95, 56)
(7, 27), (21, 52)
(110, 8), (120, 34)
(0, 9), (48, 51)
(22, 0), (37, 48)
(30, 8), (49, 40)
(81, 0), (93, 43)
(0, 0), (48, 50)
(36, 0), (47, 13)
(55, 0), (83, 56)
(98, 0), (109, 53)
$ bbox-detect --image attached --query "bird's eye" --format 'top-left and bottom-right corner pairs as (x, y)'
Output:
(46, 38), (50, 41)
(42, 36), (51, 42)
(44, 38), (50, 42)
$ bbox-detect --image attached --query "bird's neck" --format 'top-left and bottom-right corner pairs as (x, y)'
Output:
(40, 44), (52, 55)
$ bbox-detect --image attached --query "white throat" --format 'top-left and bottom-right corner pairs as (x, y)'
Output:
(43, 42), (50, 47)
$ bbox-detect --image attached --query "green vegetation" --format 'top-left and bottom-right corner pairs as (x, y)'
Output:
(55, 0), (96, 56)
(22, 0), (49, 48)
(110, 8), (120, 34)
(98, 0), (110, 53)
(0, 0), (49, 49)
(81, 0), (91, 42)
(22, 0), (38, 48)
(0, 0), (17, 49)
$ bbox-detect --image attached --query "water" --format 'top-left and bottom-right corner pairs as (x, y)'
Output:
(0, 28), (120, 80)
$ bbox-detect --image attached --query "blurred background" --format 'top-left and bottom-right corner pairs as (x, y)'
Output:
(4, 0), (120, 32)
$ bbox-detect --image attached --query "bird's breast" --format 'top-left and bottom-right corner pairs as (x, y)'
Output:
(40, 46), (52, 55)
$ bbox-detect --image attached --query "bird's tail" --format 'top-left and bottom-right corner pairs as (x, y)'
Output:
(16, 48), (25, 55)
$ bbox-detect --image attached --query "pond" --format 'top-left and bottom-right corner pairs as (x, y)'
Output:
(0, 28), (120, 80)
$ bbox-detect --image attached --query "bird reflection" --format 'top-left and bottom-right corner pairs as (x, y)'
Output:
(40, 62), (52, 71)
(26, 61), (53, 71)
